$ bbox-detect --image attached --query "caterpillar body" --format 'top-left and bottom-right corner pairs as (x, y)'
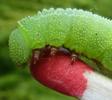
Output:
(9, 8), (112, 71)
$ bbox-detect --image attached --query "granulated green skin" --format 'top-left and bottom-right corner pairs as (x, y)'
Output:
(9, 8), (112, 70)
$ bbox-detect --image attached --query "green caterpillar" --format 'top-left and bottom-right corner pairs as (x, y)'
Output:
(9, 8), (112, 71)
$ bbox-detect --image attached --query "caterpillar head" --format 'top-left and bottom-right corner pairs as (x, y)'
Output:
(9, 29), (29, 65)
(9, 28), (45, 66)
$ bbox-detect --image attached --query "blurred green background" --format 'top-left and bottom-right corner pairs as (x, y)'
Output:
(0, 0), (112, 100)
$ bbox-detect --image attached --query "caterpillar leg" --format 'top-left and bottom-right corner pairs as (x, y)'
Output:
(50, 47), (58, 55)
(32, 49), (41, 64)
(71, 53), (78, 64)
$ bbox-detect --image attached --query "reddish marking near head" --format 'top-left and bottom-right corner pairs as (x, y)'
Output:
(30, 50), (93, 97)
